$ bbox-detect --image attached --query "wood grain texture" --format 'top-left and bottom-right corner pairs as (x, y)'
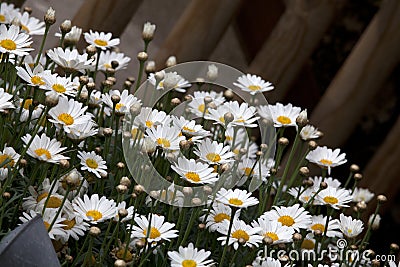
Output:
(154, 0), (241, 66)
(310, 0), (400, 147)
(360, 116), (400, 213)
(248, 0), (341, 102)
(72, 0), (143, 36)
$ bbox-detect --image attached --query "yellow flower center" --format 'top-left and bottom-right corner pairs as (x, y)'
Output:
(143, 227), (161, 240)
(276, 115), (291, 125)
(21, 24), (30, 33)
(31, 76), (45, 86)
(43, 221), (50, 230)
(206, 153), (221, 163)
(278, 215), (295, 227)
(182, 126), (195, 133)
(94, 39), (108, 46)
(131, 128), (144, 139)
(231, 229), (249, 241)
(116, 249), (133, 261)
(0, 154), (14, 168)
(219, 117), (225, 123)
(265, 232), (279, 242)
(62, 218), (76, 230)
(157, 138), (171, 148)
(323, 196), (338, 205)
(311, 223), (325, 232)
(22, 99), (33, 110)
(248, 85), (261, 91)
(214, 213), (230, 223)
(145, 120), (153, 128)
(225, 135), (233, 141)
(182, 260), (197, 267)
(115, 103), (124, 110)
(103, 63), (112, 69)
(36, 192), (62, 208)
(228, 198), (243, 206)
(52, 84), (66, 93)
(185, 172), (200, 182)
(319, 159), (333, 165)
(0, 39), (17, 51)
(301, 239), (315, 250)
(0, 15), (5, 22)
(58, 113), (74, 125)
(86, 210), (103, 221)
(197, 104), (206, 113)
(34, 148), (52, 159)
(86, 158), (99, 169)
(243, 167), (254, 176)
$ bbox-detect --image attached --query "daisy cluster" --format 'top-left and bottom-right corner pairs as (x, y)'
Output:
(0, 3), (397, 267)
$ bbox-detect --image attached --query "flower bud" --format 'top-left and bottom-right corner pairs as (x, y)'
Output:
(120, 177), (131, 187)
(45, 91), (59, 107)
(118, 208), (128, 219)
(296, 109), (308, 127)
(44, 7), (56, 25)
(278, 137), (289, 146)
(142, 22), (156, 42)
(145, 60), (156, 74)
(60, 20), (72, 34)
(350, 164), (360, 173)
(165, 56), (176, 67)
(377, 195), (387, 203)
(114, 259), (127, 267)
(223, 112), (234, 125)
(89, 226), (101, 236)
(206, 64), (218, 81)
(224, 89), (234, 100)
(137, 51), (148, 62)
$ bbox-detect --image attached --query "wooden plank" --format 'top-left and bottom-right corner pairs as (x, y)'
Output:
(360, 116), (400, 213)
(310, 0), (400, 147)
(248, 0), (342, 103)
(72, 0), (143, 36)
(154, 0), (241, 65)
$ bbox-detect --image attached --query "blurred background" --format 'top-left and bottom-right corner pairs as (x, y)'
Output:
(12, 0), (400, 251)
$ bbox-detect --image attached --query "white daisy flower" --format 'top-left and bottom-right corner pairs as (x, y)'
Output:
(233, 74), (274, 95)
(146, 124), (184, 151)
(225, 101), (259, 128)
(306, 146), (347, 174)
(19, 209), (65, 240)
(204, 102), (231, 125)
(200, 202), (240, 232)
(134, 107), (168, 129)
(252, 256), (282, 267)
(148, 71), (191, 93)
(129, 214), (178, 243)
(114, 201), (136, 223)
(0, 24), (32, 56)
(300, 124), (321, 141)
(84, 30), (120, 50)
(301, 233), (317, 251)
(60, 210), (89, 242)
(191, 91), (225, 106)
(102, 89), (141, 116)
(73, 194), (116, 224)
(89, 90), (103, 107)
(258, 103), (301, 128)
(47, 47), (93, 73)
(0, 3), (19, 24)
(0, 145), (20, 180)
(217, 219), (263, 250)
(168, 243), (214, 267)
(262, 204), (312, 231)
(172, 116), (211, 141)
(288, 187), (318, 204)
(238, 157), (270, 184)
(215, 188), (259, 209)
(251, 217), (294, 244)
(194, 138), (234, 165)
(48, 97), (92, 133)
(77, 151), (107, 178)
(352, 188), (375, 203)
(310, 176), (342, 189)
(43, 74), (77, 97)
(22, 133), (69, 163)
(97, 50), (130, 71)
(171, 157), (218, 185)
(16, 12), (45, 35)
(22, 178), (62, 212)
(16, 63), (50, 88)
(66, 120), (98, 140)
(56, 26), (82, 44)
(188, 97), (212, 117)
(339, 213), (364, 238)
(316, 187), (353, 209)
(309, 215), (342, 238)
(0, 88), (14, 112)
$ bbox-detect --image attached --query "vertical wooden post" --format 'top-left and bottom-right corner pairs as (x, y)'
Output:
(154, 0), (241, 65)
(248, 0), (342, 102)
(310, 0), (400, 147)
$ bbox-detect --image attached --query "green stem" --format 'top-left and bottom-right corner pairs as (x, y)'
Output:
(219, 207), (237, 267)
(35, 24), (50, 67)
